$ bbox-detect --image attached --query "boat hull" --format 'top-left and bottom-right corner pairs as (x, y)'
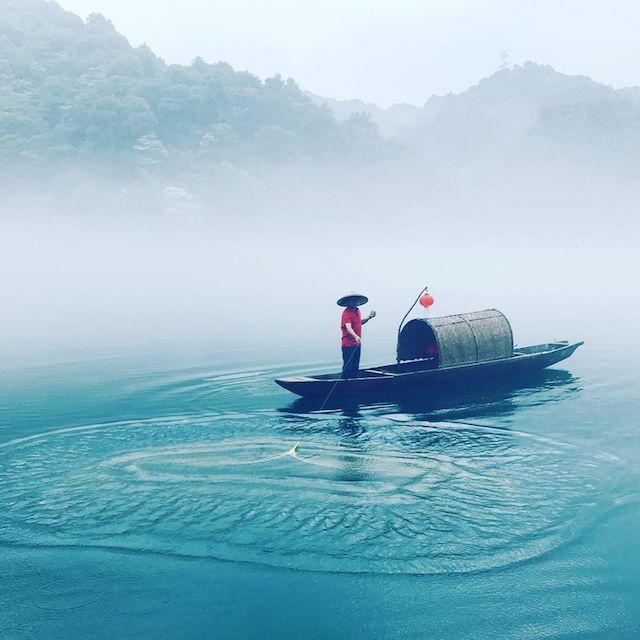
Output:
(275, 341), (583, 399)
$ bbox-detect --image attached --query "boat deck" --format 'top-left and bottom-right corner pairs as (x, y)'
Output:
(309, 342), (573, 382)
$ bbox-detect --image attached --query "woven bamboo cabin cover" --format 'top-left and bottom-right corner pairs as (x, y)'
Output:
(397, 309), (514, 366)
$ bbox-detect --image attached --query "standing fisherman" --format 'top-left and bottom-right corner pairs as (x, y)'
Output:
(337, 293), (376, 378)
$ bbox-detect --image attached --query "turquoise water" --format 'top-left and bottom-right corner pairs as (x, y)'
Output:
(1, 343), (639, 639)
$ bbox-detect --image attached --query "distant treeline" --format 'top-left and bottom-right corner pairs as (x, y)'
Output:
(2, 0), (640, 195)
(0, 0), (385, 173)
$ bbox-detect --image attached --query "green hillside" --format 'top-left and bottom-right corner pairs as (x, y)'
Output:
(0, 0), (383, 170)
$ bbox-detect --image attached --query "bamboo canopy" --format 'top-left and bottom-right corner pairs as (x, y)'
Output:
(397, 309), (514, 367)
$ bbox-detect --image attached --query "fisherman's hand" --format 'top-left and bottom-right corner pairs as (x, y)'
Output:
(355, 336), (361, 344)
(369, 311), (377, 319)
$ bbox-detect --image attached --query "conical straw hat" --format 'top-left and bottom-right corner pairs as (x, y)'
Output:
(337, 292), (368, 307)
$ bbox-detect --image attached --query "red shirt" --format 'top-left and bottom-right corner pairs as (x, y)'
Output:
(341, 308), (362, 347)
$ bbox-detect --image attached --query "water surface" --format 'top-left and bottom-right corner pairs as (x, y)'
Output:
(0, 343), (638, 639)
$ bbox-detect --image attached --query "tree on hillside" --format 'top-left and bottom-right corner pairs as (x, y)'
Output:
(0, 0), (386, 171)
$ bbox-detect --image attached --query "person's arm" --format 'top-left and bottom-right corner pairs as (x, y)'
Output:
(344, 323), (361, 344)
(362, 310), (377, 325)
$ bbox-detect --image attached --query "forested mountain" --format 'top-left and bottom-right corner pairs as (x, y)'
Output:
(310, 62), (640, 175)
(0, 0), (383, 172)
(305, 92), (422, 139)
(1, 0), (639, 214)
(399, 62), (640, 172)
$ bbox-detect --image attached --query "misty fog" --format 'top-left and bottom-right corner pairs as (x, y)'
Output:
(2, 165), (637, 370)
(1, 1), (639, 370)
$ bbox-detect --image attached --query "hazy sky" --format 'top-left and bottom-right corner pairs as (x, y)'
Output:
(52, 0), (640, 106)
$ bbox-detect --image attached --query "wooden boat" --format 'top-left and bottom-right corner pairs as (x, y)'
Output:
(275, 309), (583, 399)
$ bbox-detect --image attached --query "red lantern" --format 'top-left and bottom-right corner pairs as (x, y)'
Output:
(419, 293), (434, 309)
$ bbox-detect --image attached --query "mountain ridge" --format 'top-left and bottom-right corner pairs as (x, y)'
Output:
(2, 0), (640, 180)
(0, 0), (383, 170)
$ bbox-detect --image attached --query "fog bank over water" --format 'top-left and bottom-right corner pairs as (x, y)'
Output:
(2, 0), (639, 367)
(2, 167), (638, 367)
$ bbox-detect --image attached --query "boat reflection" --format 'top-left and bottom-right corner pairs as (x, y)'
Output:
(275, 368), (582, 492)
(279, 367), (581, 424)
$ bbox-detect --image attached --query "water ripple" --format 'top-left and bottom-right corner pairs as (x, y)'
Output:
(0, 411), (630, 575)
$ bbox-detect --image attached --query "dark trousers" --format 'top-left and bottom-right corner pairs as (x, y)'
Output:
(341, 346), (361, 378)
